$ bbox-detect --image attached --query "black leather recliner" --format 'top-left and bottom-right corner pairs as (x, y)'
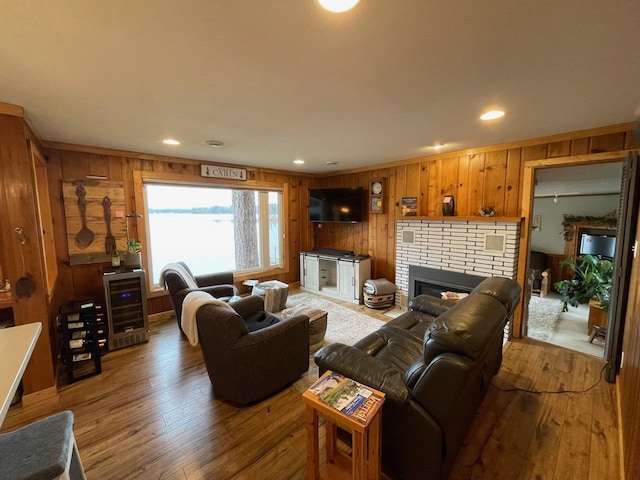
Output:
(196, 295), (310, 404)
(314, 277), (521, 480)
(162, 261), (241, 332)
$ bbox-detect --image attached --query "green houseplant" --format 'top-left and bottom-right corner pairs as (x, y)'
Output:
(554, 254), (613, 312)
(127, 238), (142, 253)
(123, 238), (142, 268)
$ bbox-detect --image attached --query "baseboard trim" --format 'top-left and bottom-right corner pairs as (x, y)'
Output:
(21, 386), (59, 406)
(149, 311), (174, 323)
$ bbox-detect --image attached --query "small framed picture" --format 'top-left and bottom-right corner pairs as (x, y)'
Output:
(401, 197), (418, 216)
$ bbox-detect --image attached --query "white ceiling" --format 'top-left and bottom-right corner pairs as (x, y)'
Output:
(1, 1), (639, 174)
(534, 162), (624, 197)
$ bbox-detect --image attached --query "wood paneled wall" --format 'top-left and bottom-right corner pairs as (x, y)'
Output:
(0, 113), (57, 395)
(619, 211), (640, 480)
(43, 125), (636, 315)
(43, 147), (317, 316)
(315, 127), (637, 285)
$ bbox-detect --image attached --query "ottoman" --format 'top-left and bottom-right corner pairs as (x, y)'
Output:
(363, 278), (397, 309)
(252, 280), (289, 312)
(281, 304), (328, 352)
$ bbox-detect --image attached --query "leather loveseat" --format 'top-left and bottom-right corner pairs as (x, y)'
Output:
(314, 276), (521, 480)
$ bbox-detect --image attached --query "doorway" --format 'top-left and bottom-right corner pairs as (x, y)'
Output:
(526, 161), (623, 357)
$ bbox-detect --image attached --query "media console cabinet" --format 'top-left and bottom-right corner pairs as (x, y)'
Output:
(300, 251), (371, 304)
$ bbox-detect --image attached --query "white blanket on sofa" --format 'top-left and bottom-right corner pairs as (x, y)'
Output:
(181, 291), (233, 346)
(159, 262), (198, 289)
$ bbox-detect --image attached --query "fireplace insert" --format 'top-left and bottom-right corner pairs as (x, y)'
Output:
(408, 265), (486, 300)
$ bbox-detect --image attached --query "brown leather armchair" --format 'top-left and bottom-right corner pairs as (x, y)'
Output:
(196, 295), (310, 404)
(162, 262), (240, 332)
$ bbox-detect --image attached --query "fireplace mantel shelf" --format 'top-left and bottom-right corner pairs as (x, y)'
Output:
(397, 216), (523, 223)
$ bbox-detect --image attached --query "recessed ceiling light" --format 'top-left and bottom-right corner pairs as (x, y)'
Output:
(480, 110), (505, 121)
(293, 159), (305, 165)
(317, 0), (360, 13)
(162, 138), (180, 145)
(433, 144), (444, 150)
(205, 140), (224, 148)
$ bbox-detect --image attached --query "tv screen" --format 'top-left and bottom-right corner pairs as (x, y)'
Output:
(309, 187), (363, 223)
(579, 233), (616, 259)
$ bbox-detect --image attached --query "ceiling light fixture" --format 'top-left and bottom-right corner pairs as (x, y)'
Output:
(293, 159), (305, 165)
(433, 144), (444, 150)
(480, 110), (505, 121)
(162, 138), (180, 145)
(326, 161), (338, 165)
(317, 0), (360, 13)
(205, 140), (224, 148)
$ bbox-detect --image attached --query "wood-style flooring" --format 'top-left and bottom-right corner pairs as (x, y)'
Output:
(3, 292), (620, 479)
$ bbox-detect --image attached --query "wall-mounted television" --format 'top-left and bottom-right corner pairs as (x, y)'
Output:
(579, 233), (616, 259)
(309, 187), (363, 223)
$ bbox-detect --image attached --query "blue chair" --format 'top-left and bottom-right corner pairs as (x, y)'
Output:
(0, 411), (86, 479)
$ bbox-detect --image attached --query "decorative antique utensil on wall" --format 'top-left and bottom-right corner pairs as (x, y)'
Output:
(62, 180), (127, 265)
(103, 195), (116, 254)
(75, 184), (95, 247)
(13, 227), (36, 297)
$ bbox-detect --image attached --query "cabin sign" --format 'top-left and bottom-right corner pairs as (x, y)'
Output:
(200, 164), (247, 180)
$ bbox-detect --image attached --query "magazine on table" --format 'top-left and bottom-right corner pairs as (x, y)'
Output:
(309, 372), (383, 424)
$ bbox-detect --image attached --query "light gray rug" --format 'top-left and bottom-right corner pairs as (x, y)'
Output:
(284, 293), (386, 392)
(548, 304), (604, 357)
(527, 294), (563, 342)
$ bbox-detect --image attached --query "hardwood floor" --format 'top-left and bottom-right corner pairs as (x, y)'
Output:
(3, 295), (620, 479)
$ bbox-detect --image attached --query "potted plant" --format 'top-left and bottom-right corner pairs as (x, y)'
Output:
(553, 254), (613, 312)
(123, 238), (142, 268)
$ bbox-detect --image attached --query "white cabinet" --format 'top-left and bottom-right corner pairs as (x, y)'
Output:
(300, 252), (371, 304)
(338, 259), (356, 300)
(301, 254), (320, 290)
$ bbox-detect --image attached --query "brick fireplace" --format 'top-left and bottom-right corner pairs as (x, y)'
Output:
(395, 218), (521, 336)
(395, 218), (521, 300)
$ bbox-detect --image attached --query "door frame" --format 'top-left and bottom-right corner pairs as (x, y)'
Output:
(514, 150), (632, 340)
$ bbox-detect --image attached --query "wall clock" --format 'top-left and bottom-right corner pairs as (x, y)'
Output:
(370, 179), (384, 214)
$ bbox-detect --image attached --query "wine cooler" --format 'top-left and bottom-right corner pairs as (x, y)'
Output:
(103, 269), (149, 350)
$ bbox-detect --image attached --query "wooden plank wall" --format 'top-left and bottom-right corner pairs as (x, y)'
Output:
(43, 127), (636, 314)
(44, 149), (317, 316)
(0, 114), (57, 394)
(619, 210), (640, 480)
(315, 127), (637, 284)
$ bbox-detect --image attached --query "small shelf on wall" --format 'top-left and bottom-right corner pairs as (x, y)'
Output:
(397, 216), (523, 223)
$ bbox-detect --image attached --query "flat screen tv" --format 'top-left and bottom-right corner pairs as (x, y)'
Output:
(309, 187), (363, 223)
(579, 233), (616, 259)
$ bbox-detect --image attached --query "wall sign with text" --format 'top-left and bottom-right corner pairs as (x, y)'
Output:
(200, 164), (247, 180)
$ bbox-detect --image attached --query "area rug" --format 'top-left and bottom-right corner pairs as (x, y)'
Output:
(527, 293), (563, 342)
(283, 293), (386, 392)
(548, 304), (604, 358)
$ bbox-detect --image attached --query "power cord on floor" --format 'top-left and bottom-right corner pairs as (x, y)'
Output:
(490, 361), (608, 395)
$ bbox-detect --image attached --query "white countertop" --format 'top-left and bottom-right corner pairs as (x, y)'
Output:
(0, 322), (41, 426)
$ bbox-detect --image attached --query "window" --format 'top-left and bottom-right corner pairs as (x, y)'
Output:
(143, 182), (284, 287)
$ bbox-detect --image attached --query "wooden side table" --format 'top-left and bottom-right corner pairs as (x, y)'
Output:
(302, 371), (385, 480)
(587, 299), (608, 334)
